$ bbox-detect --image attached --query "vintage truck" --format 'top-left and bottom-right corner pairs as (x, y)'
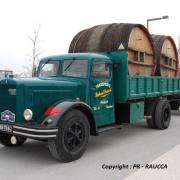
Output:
(0, 51), (179, 162)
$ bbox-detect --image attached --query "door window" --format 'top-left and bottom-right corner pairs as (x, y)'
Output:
(93, 62), (110, 79)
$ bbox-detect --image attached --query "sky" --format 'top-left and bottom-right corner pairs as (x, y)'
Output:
(0, 0), (179, 73)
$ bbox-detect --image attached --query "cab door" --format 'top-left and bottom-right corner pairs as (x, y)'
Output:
(90, 60), (115, 127)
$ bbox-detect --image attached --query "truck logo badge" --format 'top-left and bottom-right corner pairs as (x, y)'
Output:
(1, 110), (15, 122)
(95, 82), (112, 98)
(96, 82), (111, 89)
(96, 89), (112, 98)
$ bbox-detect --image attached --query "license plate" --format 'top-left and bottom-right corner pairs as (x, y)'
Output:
(0, 124), (12, 133)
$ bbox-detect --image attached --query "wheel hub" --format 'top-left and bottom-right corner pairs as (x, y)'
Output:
(164, 108), (170, 122)
(64, 121), (85, 151)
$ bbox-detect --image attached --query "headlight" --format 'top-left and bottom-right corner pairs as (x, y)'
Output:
(24, 109), (33, 121)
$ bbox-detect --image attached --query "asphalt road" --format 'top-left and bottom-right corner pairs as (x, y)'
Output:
(0, 111), (180, 180)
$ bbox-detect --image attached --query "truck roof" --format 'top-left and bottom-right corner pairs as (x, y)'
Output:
(41, 53), (110, 61)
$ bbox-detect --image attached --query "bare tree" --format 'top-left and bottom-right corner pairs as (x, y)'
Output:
(24, 25), (41, 77)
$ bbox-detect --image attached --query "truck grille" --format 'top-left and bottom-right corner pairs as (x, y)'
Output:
(0, 85), (16, 122)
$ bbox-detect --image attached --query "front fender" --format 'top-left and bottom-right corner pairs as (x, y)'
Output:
(41, 100), (97, 135)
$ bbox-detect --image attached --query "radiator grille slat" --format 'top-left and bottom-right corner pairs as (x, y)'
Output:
(0, 85), (16, 121)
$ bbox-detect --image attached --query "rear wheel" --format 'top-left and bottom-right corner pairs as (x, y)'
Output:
(170, 101), (180, 110)
(48, 109), (90, 162)
(0, 133), (26, 147)
(155, 100), (171, 129)
(146, 101), (158, 128)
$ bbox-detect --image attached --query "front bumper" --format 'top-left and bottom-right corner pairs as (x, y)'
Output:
(0, 122), (58, 140)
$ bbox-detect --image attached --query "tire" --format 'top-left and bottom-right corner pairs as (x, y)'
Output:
(155, 100), (171, 129)
(170, 101), (180, 110)
(146, 100), (158, 128)
(0, 133), (27, 147)
(48, 109), (90, 162)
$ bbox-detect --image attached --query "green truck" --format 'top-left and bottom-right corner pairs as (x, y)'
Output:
(0, 51), (179, 162)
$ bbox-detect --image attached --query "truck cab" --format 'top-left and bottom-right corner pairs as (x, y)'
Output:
(37, 53), (115, 127)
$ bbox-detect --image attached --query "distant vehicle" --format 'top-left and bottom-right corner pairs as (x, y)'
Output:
(0, 70), (13, 80)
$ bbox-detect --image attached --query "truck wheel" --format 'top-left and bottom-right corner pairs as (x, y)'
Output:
(0, 133), (27, 147)
(170, 101), (180, 110)
(155, 100), (171, 129)
(48, 109), (90, 162)
(146, 101), (158, 128)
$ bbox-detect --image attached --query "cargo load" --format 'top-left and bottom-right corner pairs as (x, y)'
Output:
(69, 23), (155, 76)
(151, 35), (178, 77)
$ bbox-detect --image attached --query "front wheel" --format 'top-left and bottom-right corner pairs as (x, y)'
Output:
(155, 100), (171, 129)
(0, 133), (27, 147)
(48, 109), (90, 162)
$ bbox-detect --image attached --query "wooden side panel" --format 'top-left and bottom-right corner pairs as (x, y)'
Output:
(160, 39), (178, 77)
(162, 39), (176, 58)
(128, 27), (152, 53)
(128, 27), (154, 76)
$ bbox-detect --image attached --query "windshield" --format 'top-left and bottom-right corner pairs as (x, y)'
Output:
(63, 60), (88, 78)
(39, 61), (60, 77)
(38, 59), (88, 78)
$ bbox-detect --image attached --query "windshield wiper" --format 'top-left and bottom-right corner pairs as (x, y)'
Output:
(38, 59), (51, 73)
(64, 59), (75, 72)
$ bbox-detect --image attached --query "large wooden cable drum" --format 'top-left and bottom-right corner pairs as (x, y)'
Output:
(151, 35), (178, 77)
(69, 23), (155, 76)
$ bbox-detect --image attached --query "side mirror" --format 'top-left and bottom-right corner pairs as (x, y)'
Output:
(113, 63), (121, 69)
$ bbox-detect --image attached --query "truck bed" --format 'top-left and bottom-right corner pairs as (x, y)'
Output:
(127, 76), (180, 100)
(108, 52), (180, 103)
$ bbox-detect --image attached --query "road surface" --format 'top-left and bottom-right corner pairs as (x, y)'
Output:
(0, 111), (180, 180)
